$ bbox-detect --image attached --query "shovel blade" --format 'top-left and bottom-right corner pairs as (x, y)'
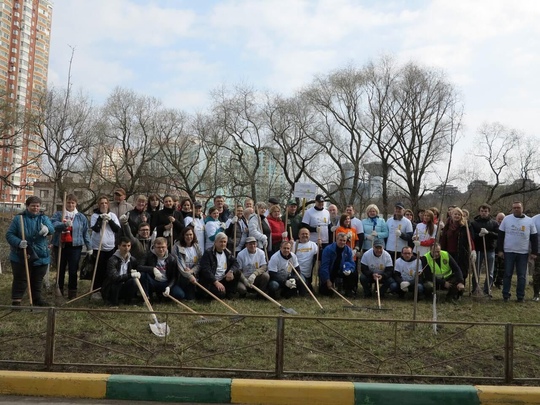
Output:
(149, 321), (170, 337)
(280, 306), (297, 315)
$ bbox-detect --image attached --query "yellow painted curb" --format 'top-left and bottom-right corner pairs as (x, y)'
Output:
(231, 379), (354, 405)
(476, 385), (540, 404)
(0, 370), (109, 398)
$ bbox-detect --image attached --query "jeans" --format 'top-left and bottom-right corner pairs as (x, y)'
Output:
(502, 252), (529, 300)
(473, 250), (495, 294)
(55, 244), (83, 293)
(360, 274), (392, 298)
(11, 261), (48, 304)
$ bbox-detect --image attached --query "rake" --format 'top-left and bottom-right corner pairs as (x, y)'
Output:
(329, 287), (363, 310)
(163, 289), (220, 325)
(288, 262), (325, 313)
(250, 283), (297, 315)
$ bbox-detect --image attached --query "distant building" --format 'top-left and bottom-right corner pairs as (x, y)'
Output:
(0, 0), (53, 209)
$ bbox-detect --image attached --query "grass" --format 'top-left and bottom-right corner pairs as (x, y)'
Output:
(1, 254), (540, 385)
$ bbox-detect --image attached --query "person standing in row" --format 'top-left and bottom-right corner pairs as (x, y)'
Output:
(6, 196), (55, 307)
(301, 194), (330, 248)
(51, 194), (92, 299)
(497, 201), (538, 302)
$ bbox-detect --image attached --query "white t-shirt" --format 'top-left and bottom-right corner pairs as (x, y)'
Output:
(293, 240), (318, 277)
(413, 222), (438, 257)
(186, 216), (205, 248)
(236, 248), (267, 277)
(360, 248), (393, 275)
(351, 217), (364, 234)
(214, 251), (227, 281)
(500, 214), (537, 254)
(302, 207), (330, 243)
(386, 217), (413, 252)
(394, 257), (422, 282)
(268, 252), (300, 279)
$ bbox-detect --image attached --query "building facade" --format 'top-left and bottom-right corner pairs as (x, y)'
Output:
(0, 0), (52, 210)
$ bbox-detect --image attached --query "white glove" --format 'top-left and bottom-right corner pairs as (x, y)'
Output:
(413, 240), (421, 247)
(347, 231), (352, 240)
(39, 224), (49, 236)
(231, 216), (238, 224)
(371, 230), (378, 237)
(400, 281), (411, 292)
(261, 235), (268, 248)
(395, 229), (402, 237)
(19, 240), (28, 249)
(248, 274), (256, 285)
(220, 222), (226, 229)
(151, 229), (157, 244)
(316, 226), (321, 233)
(285, 279), (296, 289)
(153, 267), (167, 282)
(163, 230), (170, 237)
(119, 214), (128, 224)
(330, 226), (338, 233)
(479, 228), (488, 237)
(65, 219), (73, 227)
(366, 234), (374, 241)
(163, 286), (171, 297)
(130, 270), (141, 279)
(470, 251), (477, 262)
(86, 249), (93, 257)
(343, 269), (351, 276)
(282, 231), (288, 239)
(100, 213), (111, 221)
(352, 249), (358, 257)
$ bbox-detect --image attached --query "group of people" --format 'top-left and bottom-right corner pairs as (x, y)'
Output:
(5, 188), (540, 307)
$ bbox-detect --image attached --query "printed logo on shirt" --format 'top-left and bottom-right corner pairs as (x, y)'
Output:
(443, 259), (448, 265)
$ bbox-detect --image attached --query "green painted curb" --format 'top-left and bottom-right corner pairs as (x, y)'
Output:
(106, 375), (232, 403)
(354, 382), (480, 405)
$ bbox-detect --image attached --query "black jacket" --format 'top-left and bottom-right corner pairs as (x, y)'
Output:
(198, 247), (240, 284)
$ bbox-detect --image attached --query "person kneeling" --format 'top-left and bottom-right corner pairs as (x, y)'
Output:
(139, 237), (184, 302)
(421, 243), (465, 302)
(198, 232), (243, 299)
(319, 232), (357, 297)
(268, 241), (303, 298)
(102, 237), (140, 306)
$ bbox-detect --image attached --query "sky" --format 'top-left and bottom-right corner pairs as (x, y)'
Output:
(47, 0), (540, 178)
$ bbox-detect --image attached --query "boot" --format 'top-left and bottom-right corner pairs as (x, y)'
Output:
(68, 289), (77, 300)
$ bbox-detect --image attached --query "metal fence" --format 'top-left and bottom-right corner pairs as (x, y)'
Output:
(1, 305), (539, 384)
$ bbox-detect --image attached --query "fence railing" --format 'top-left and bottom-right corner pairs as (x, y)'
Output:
(1, 305), (539, 384)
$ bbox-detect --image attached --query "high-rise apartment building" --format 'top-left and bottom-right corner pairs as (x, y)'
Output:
(0, 0), (52, 210)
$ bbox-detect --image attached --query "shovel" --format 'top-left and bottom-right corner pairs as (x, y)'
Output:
(134, 278), (170, 337)
(250, 283), (297, 315)
(163, 289), (220, 325)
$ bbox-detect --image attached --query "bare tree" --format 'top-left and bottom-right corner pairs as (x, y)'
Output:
(388, 62), (463, 214)
(299, 65), (374, 208)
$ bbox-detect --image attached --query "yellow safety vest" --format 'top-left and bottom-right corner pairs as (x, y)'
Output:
(424, 251), (452, 279)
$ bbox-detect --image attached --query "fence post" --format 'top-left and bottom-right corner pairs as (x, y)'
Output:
(275, 316), (285, 379)
(44, 307), (56, 370)
(504, 323), (513, 384)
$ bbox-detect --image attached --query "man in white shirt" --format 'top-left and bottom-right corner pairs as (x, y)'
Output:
(497, 201), (538, 302)
(236, 237), (269, 296)
(360, 238), (395, 299)
(301, 194), (330, 247)
(293, 228), (318, 294)
(386, 202), (413, 263)
(393, 246), (423, 298)
(267, 241), (302, 298)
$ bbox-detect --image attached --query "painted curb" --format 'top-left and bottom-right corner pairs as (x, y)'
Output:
(476, 385), (540, 404)
(0, 370), (108, 398)
(231, 379), (354, 405)
(107, 375), (231, 403)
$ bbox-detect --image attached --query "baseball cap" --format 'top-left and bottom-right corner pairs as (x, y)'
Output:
(395, 202), (405, 209)
(373, 238), (384, 247)
(287, 199), (298, 206)
(114, 188), (126, 196)
(315, 194), (325, 202)
(268, 197), (280, 205)
(246, 236), (257, 243)
(194, 200), (203, 208)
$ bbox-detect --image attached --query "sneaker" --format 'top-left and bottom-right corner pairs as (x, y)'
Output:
(533, 295), (540, 302)
(91, 292), (102, 301)
(517, 298), (525, 303)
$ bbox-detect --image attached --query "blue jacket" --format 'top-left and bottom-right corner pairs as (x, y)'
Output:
(6, 211), (55, 265)
(319, 242), (355, 283)
(361, 217), (389, 250)
(51, 211), (91, 249)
